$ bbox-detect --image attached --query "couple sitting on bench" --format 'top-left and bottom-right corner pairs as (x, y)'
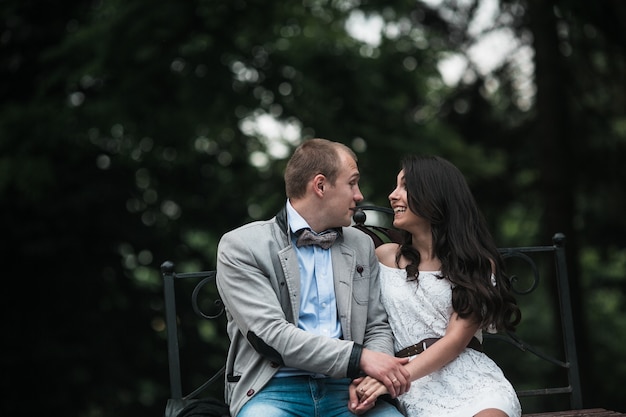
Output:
(215, 138), (521, 417)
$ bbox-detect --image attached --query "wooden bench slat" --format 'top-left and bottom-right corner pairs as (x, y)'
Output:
(523, 408), (626, 417)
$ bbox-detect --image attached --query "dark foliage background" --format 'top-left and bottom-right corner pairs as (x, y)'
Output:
(1, 0), (625, 416)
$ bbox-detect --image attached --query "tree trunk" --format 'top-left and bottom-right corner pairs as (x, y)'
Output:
(526, 0), (590, 405)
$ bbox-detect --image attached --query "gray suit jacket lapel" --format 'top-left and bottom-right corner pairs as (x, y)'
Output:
(332, 242), (356, 341)
(278, 245), (300, 323)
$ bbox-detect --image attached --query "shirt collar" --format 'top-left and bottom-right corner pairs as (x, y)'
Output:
(286, 199), (343, 238)
(286, 199), (310, 235)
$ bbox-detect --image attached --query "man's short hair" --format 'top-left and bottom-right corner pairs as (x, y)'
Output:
(284, 138), (357, 199)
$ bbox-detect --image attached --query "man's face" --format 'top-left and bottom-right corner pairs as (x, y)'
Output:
(323, 150), (364, 228)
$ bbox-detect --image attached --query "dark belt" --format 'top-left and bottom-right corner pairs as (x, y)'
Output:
(395, 336), (483, 358)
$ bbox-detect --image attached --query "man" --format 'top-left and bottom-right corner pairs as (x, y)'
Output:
(216, 138), (410, 417)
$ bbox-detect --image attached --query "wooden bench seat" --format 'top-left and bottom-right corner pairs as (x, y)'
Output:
(523, 409), (625, 417)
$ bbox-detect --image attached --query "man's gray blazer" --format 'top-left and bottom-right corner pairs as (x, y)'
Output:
(216, 206), (395, 416)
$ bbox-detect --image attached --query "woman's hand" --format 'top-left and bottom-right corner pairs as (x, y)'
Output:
(348, 376), (389, 414)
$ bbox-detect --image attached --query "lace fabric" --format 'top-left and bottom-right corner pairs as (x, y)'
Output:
(379, 264), (521, 417)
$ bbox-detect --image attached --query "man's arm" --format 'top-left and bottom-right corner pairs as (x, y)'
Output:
(216, 227), (357, 377)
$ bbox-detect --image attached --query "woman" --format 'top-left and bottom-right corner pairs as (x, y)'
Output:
(350, 155), (522, 417)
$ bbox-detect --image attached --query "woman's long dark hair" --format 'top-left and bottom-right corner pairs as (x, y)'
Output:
(396, 155), (521, 332)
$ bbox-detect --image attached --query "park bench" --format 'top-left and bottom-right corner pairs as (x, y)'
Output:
(160, 206), (623, 417)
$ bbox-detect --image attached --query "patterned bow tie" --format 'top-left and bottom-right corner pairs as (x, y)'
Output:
(296, 229), (339, 250)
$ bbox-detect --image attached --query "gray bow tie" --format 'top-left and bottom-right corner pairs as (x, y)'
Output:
(296, 229), (339, 249)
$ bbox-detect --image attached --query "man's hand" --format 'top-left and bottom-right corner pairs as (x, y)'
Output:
(359, 349), (411, 398)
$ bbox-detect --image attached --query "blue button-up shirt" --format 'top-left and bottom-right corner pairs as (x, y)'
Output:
(275, 200), (343, 377)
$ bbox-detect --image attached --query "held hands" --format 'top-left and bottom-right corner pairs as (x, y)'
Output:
(349, 376), (389, 415)
(348, 349), (411, 414)
(358, 349), (410, 397)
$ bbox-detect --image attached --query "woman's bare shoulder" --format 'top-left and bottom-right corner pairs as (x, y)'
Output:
(375, 242), (401, 267)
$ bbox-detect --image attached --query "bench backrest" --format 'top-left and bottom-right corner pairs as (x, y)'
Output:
(160, 265), (226, 417)
(490, 235), (582, 411)
(160, 206), (583, 416)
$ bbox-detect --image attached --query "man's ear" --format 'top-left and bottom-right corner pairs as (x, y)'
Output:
(313, 174), (326, 197)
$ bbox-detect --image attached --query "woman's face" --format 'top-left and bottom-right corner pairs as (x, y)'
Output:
(388, 169), (423, 231)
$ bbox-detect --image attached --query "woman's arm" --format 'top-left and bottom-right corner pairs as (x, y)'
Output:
(351, 312), (480, 413)
(402, 312), (480, 380)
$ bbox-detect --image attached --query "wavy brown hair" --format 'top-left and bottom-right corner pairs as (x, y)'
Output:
(396, 155), (521, 332)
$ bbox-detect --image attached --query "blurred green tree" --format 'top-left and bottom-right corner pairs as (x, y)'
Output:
(1, 0), (624, 416)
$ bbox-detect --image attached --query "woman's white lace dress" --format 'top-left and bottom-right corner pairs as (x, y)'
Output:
(379, 263), (522, 417)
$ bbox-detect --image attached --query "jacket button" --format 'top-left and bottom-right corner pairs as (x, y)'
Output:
(270, 361), (279, 368)
(247, 389), (255, 396)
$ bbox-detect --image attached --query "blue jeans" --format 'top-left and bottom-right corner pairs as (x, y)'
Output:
(237, 376), (402, 417)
